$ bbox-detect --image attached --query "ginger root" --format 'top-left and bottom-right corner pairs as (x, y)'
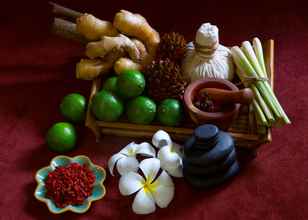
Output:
(85, 34), (140, 62)
(114, 57), (142, 74)
(131, 39), (148, 61)
(113, 10), (160, 65)
(75, 10), (160, 80)
(76, 59), (112, 80)
(76, 13), (118, 41)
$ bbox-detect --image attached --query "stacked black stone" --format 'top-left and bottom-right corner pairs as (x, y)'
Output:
(183, 124), (240, 188)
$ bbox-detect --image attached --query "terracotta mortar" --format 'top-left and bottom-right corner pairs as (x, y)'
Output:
(184, 78), (241, 130)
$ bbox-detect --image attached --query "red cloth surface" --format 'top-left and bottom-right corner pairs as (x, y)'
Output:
(1, 1), (308, 219)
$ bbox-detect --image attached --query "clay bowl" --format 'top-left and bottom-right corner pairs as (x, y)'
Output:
(184, 78), (240, 130)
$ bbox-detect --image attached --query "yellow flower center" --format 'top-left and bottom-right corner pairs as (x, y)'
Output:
(143, 178), (158, 194)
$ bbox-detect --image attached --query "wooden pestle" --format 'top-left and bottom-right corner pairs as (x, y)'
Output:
(199, 88), (254, 104)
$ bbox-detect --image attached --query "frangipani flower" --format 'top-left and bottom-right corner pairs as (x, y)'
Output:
(119, 158), (174, 214)
(108, 142), (156, 176)
(152, 130), (183, 177)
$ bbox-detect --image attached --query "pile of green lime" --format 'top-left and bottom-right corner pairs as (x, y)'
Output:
(91, 70), (184, 126)
(45, 69), (184, 153)
(91, 70), (157, 124)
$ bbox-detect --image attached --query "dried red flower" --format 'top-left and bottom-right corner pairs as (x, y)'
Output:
(45, 163), (96, 208)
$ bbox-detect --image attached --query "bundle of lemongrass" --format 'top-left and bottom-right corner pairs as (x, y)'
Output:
(231, 38), (290, 127)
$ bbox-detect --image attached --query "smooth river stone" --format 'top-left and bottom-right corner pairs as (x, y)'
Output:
(183, 148), (236, 176)
(184, 131), (234, 166)
(194, 124), (219, 142)
(184, 160), (240, 189)
(184, 136), (218, 153)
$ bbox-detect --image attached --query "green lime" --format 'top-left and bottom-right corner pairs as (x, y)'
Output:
(60, 93), (86, 123)
(102, 76), (118, 93)
(127, 96), (156, 124)
(46, 122), (77, 153)
(91, 90), (123, 121)
(157, 99), (183, 126)
(116, 70), (145, 99)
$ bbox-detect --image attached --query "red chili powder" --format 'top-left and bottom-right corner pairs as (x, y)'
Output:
(45, 163), (96, 208)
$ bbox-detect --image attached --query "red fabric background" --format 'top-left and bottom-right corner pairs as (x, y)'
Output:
(1, 0), (308, 219)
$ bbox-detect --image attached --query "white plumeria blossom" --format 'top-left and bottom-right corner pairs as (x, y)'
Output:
(119, 158), (175, 214)
(108, 142), (156, 176)
(152, 130), (183, 177)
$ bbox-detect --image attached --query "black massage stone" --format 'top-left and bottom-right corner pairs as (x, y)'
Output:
(184, 160), (240, 189)
(184, 125), (220, 153)
(183, 148), (236, 176)
(184, 135), (197, 151)
(194, 124), (219, 141)
(184, 131), (234, 166)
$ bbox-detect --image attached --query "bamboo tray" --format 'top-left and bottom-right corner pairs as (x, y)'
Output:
(85, 40), (275, 149)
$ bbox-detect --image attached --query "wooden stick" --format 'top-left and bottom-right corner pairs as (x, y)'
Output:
(51, 18), (87, 43)
(97, 121), (261, 140)
(97, 121), (194, 134)
(265, 39), (274, 88)
(264, 39), (274, 143)
(49, 2), (83, 20)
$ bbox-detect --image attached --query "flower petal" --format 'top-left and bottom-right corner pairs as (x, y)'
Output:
(158, 145), (183, 177)
(158, 145), (182, 169)
(132, 188), (156, 214)
(152, 171), (175, 208)
(164, 164), (183, 178)
(152, 130), (172, 149)
(119, 172), (144, 196)
(139, 158), (160, 183)
(116, 157), (139, 175)
(108, 153), (125, 176)
(119, 142), (139, 156)
(136, 142), (156, 157)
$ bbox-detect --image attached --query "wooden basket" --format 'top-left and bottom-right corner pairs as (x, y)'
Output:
(85, 40), (275, 149)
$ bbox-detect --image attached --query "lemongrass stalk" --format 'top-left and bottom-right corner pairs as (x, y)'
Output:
(253, 99), (268, 127)
(241, 41), (282, 121)
(252, 37), (285, 125)
(231, 47), (281, 118)
(236, 65), (274, 125)
(242, 42), (285, 119)
(241, 41), (267, 79)
(241, 42), (280, 117)
(236, 44), (284, 119)
(241, 42), (290, 124)
(263, 82), (291, 124)
(253, 37), (267, 76)
(251, 85), (275, 124)
(231, 46), (257, 78)
(255, 81), (281, 119)
(235, 67), (269, 126)
(234, 64), (269, 126)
